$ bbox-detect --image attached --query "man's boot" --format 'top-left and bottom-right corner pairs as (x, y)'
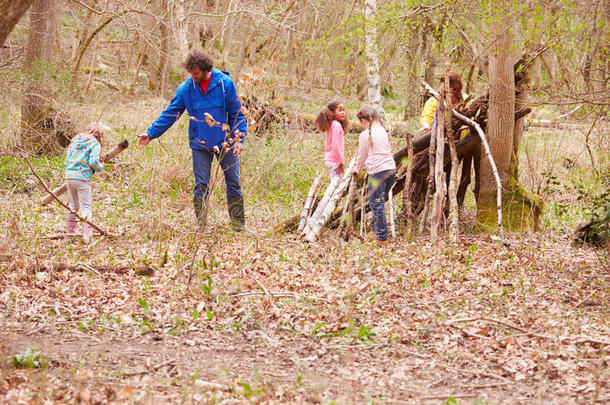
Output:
(227, 197), (246, 230)
(193, 196), (208, 227)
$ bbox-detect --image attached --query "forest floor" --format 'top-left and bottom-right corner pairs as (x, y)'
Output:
(1, 212), (608, 404)
(0, 97), (608, 403)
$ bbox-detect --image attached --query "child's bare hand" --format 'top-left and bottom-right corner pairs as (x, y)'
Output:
(337, 163), (344, 175)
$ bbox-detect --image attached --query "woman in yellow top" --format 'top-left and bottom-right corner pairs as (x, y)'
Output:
(418, 72), (468, 137)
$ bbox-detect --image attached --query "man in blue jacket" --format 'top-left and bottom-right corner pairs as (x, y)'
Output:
(138, 50), (248, 230)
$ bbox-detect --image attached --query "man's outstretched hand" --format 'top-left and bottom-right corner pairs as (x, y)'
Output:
(137, 133), (151, 147)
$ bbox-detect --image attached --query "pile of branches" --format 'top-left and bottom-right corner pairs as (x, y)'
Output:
(279, 51), (546, 241)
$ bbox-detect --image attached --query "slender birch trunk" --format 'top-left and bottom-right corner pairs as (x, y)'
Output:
(363, 0), (388, 125)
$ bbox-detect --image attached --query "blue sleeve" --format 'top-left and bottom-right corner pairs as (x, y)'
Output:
(147, 87), (186, 140)
(89, 142), (104, 173)
(225, 79), (247, 143)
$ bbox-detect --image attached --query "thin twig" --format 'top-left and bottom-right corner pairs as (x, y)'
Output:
(252, 275), (278, 308)
(447, 317), (528, 333)
(571, 291), (596, 310)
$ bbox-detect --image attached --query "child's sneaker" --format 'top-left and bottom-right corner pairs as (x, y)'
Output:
(83, 223), (93, 243)
(65, 219), (79, 236)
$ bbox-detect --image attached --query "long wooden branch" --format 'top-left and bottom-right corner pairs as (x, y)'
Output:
(422, 81), (503, 235)
(29, 262), (153, 277)
(298, 171), (323, 233)
(24, 156), (109, 236)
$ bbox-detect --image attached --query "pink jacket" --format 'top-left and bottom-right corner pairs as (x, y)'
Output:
(324, 120), (344, 165)
(356, 124), (396, 174)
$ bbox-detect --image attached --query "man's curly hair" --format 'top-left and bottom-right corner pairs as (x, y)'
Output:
(183, 50), (214, 72)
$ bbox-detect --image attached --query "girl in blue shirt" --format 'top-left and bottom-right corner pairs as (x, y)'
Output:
(64, 123), (105, 242)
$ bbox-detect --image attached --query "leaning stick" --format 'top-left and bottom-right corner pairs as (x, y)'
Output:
(24, 156), (109, 236)
(360, 174), (367, 237)
(305, 158), (356, 242)
(340, 173), (358, 240)
(388, 187), (395, 238)
(422, 81), (503, 235)
(302, 173), (341, 236)
(297, 171), (323, 233)
(41, 140), (129, 206)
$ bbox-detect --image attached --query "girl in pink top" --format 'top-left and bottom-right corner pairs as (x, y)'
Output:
(315, 100), (348, 178)
(353, 106), (396, 245)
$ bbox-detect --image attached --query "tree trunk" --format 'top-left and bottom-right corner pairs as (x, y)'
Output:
(477, 8), (514, 229)
(363, 0), (386, 122)
(21, 0), (62, 154)
(477, 8), (542, 231)
(158, 0), (170, 98)
(0, 0), (34, 47)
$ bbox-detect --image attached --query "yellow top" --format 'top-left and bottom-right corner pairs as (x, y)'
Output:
(419, 94), (470, 139)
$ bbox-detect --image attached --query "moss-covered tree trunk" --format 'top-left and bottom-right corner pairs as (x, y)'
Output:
(477, 6), (543, 231)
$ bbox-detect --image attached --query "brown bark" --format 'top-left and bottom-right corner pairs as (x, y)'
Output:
(21, 0), (60, 154)
(477, 8), (515, 226)
(0, 0), (34, 46)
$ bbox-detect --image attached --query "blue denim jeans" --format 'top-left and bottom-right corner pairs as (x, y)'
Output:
(192, 147), (242, 200)
(368, 169), (396, 241)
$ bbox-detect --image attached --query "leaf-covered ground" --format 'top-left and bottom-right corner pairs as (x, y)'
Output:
(1, 200), (608, 404)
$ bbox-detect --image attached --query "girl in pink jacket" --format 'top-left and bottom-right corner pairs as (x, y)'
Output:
(315, 100), (348, 178)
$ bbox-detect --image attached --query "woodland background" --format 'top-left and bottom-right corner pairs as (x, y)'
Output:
(0, 0), (608, 403)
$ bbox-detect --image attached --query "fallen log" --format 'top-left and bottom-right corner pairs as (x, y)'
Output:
(41, 140), (129, 206)
(29, 263), (154, 277)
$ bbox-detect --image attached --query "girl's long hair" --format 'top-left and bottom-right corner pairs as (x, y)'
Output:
(315, 100), (349, 133)
(356, 106), (390, 148)
(440, 72), (464, 103)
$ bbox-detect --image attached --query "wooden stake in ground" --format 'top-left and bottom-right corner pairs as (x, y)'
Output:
(419, 109), (437, 233)
(430, 90), (447, 239)
(41, 140), (129, 205)
(404, 131), (414, 234)
(388, 187), (395, 238)
(360, 174), (367, 237)
(446, 99), (459, 242)
(339, 173), (358, 240)
(297, 171), (323, 233)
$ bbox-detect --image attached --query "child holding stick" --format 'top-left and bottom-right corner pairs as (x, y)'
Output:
(315, 100), (348, 178)
(353, 106), (396, 246)
(64, 123), (105, 243)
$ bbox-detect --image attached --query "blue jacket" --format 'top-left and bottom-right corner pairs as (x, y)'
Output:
(146, 69), (247, 151)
